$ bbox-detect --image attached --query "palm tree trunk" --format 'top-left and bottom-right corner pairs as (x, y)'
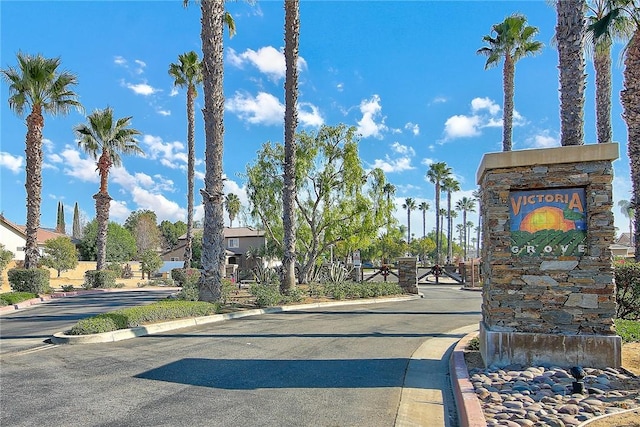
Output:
(94, 192), (111, 270)
(621, 30), (640, 261)
(502, 55), (515, 151)
(556, 0), (587, 146)
(282, 0), (300, 291)
(435, 185), (440, 264)
(447, 193), (452, 263)
(184, 84), (196, 270)
(199, 0), (226, 302)
(463, 210), (468, 260)
(23, 109), (44, 269)
(422, 211), (426, 238)
(407, 208), (411, 243)
(595, 45), (612, 143)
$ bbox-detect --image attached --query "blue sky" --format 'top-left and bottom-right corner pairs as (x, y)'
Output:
(0, 1), (633, 239)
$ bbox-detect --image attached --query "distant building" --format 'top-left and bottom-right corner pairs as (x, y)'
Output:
(0, 215), (68, 261)
(162, 226), (268, 273)
(611, 232), (635, 258)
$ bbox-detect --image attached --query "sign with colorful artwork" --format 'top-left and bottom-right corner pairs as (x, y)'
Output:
(509, 188), (587, 257)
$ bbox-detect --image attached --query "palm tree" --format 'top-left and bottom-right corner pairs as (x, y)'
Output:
(477, 14), (543, 151)
(194, 0), (236, 301)
(427, 162), (452, 264)
(442, 177), (460, 263)
(75, 107), (142, 270)
(466, 220), (475, 256)
(282, 0), (300, 293)
(556, 0), (588, 146)
(593, 1), (640, 260)
(383, 183), (396, 231)
(618, 199), (635, 245)
(586, 1), (632, 144)
(402, 198), (417, 243)
(456, 196), (477, 260)
(439, 208), (447, 259)
(225, 193), (241, 227)
(456, 224), (465, 249)
(472, 189), (482, 256)
(2, 53), (82, 269)
(169, 51), (203, 270)
(418, 201), (430, 238)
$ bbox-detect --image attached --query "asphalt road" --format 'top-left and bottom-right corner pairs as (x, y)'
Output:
(0, 289), (177, 355)
(0, 285), (481, 427)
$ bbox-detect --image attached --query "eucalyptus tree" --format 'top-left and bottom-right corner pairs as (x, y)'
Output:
(225, 193), (241, 227)
(1, 53), (82, 268)
(402, 198), (417, 243)
(74, 107), (142, 270)
(556, 0), (588, 146)
(418, 201), (430, 238)
(169, 50), (202, 270)
(426, 162), (452, 264)
(246, 124), (390, 283)
(477, 14), (543, 151)
(442, 177), (460, 264)
(456, 196), (477, 260)
(282, 0), (300, 293)
(186, 0), (236, 301)
(593, 0), (640, 259)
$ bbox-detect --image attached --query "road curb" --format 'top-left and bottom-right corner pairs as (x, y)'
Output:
(449, 327), (487, 427)
(51, 294), (421, 345)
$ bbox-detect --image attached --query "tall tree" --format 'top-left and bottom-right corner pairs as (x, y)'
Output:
(1, 53), (82, 268)
(225, 193), (241, 227)
(418, 201), (430, 238)
(72, 202), (83, 239)
(594, 0), (640, 259)
(382, 183), (396, 232)
(56, 201), (66, 234)
(169, 51), (203, 271)
(402, 198), (417, 243)
(456, 196), (477, 260)
(74, 107), (142, 270)
(426, 162), (452, 264)
(618, 199), (635, 245)
(477, 14), (543, 151)
(196, 0), (236, 302)
(556, 0), (588, 146)
(40, 236), (78, 277)
(282, 0), (300, 293)
(442, 177), (460, 264)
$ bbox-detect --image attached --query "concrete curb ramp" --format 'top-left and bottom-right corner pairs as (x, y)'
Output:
(51, 295), (421, 344)
(449, 329), (487, 427)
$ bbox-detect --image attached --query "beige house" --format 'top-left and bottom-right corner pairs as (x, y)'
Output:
(162, 227), (267, 274)
(0, 215), (68, 261)
(610, 232), (635, 258)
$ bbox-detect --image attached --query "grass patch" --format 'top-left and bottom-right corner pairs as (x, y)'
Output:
(0, 291), (38, 306)
(616, 319), (640, 343)
(68, 300), (221, 335)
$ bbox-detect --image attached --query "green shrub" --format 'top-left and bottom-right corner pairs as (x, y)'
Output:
(253, 264), (278, 285)
(467, 336), (480, 351)
(68, 300), (220, 335)
(616, 319), (640, 343)
(170, 268), (200, 287)
(250, 283), (282, 307)
(282, 286), (305, 304)
(122, 264), (133, 279)
(221, 278), (235, 304)
(83, 270), (117, 289)
(106, 262), (123, 278)
(61, 284), (75, 292)
(0, 291), (38, 305)
(7, 268), (51, 294)
(615, 261), (640, 320)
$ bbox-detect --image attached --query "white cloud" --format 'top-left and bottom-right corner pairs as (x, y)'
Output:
(405, 122), (420, 136)
(371, 156), (414, 173)
(134, 59), (146, 74)
(169, 87), (179, 97)
(421, 158), (435, 166)
(429, 96), (448, 105)
(0, 152), (23, 173)
(157, 109), (171, 116)
(336, 83), (344, 92)
(49, 147), (99, 183)
(227, 46), (307, 81)
(443, 115), (481, 139)
(130, 187), (185, 222)
(527, 131), (558, 148)
(226, 91), (285, 125)
(298, 102), (324, 128)
(114, 56), (127, 66)
(471, 97), (501, 115)
(356, 94), (387, 139)
(391, 142), (416, 156)
(109, 200), (131, 222)
(141, 135), (187, 168)
(125, 82), (158, 96)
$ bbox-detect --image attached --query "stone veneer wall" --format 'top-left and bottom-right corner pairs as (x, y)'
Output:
(397, 257), (419, 294)
(478, 145), (619, 337)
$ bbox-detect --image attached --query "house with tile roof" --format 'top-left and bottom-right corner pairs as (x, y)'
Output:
(0, 215), (68, 261)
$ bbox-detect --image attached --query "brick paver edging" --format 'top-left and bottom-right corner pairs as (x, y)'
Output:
(449, 328), (487, 427)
